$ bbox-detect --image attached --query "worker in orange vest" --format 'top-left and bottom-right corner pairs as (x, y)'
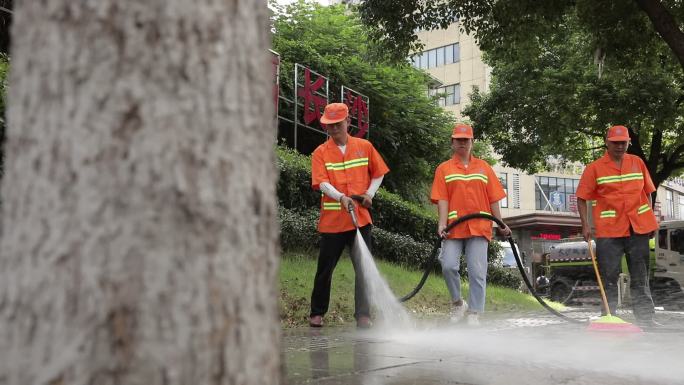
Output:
(576, 125), (659, 327)
(309, 103), (389, 329)
(431, 123), (510, 326)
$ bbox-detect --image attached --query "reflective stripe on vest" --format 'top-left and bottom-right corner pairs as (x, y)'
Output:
(448, 211), (458, 220)
(596, 173), (643, 185)
(479, 211), (491, 216)
(325, 157), (369, 171)
(323, 202), (342, 210)
(637, 204), (651, 214)
(444, 173), (488, 183)
(600, 210), (616, 218)
(590, 200), (597, 207)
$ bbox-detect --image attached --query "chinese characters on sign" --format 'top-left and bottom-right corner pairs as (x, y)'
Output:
(292, 64), (372, 150)
(296, 64), (328, 129)
(342, 86), (370, 138)
(568, 194), (578, 213)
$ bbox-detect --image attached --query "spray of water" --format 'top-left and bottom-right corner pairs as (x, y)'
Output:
(352, 229), (413, 329)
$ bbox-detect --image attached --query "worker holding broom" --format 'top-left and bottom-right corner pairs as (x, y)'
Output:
(576, 125), (659, 327)
(308, 103), (389, 329)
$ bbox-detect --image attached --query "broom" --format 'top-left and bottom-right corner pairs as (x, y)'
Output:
(586, 238), (642, 333)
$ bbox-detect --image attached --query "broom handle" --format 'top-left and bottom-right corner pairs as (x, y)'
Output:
(588, 239), (612, 316)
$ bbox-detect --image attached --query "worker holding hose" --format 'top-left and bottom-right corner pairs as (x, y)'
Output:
(576, 125), (658, 327)
(308, 103), (389, 329)
(431, 123), (510, 326)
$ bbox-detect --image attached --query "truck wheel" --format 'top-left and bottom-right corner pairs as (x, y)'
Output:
(550, 278), (574, 304)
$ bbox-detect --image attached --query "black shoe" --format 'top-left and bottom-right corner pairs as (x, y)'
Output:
(356, 316), (372, 329)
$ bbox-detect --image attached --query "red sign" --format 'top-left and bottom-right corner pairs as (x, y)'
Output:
(342, 87), (370, 138)
(531, 233), (562, 240)
(568, 194), (578, 212)
(297, 66), (328, 126)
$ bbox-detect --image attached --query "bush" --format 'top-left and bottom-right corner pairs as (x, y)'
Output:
(278, 207), (319, 252)
(487, 266), (524, 290)
(276, 146), (319, 210)
(372, 189), (437, 244)
(371, 227), (433, 267)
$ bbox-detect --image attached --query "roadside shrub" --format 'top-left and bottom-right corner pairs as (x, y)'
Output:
(278, 207), (319, 252)
(276, 146), (319, 210)
(487, 266), (524, 290)
(372, 189), (437, 244)
(371, 227), (433, 267)
(278, 205), (433, 267)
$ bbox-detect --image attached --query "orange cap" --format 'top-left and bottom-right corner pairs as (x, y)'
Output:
(607, 125), (630, 141)
(451, 123), (474, 139)
(320, 103), (349, 124)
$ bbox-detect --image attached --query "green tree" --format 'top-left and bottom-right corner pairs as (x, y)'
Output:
(272, 1), (454, 202)
(465, 13), (684, 188)
(359, 0), (684, 187)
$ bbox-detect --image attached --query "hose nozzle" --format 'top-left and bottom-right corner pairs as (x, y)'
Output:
(347, 201), (359, 228)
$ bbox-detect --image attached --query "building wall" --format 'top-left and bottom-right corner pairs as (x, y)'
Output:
(415, 23), (489, 119)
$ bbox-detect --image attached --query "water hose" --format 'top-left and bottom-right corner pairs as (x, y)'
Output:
(397, 212), (583, 324)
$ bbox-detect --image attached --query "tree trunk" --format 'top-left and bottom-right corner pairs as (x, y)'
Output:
(0, 1), (280, 384)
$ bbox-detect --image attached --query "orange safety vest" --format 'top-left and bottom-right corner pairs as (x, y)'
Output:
(576, 153), (658, 238)
(311, 135), (389, 233)
(430, 156), (506, 240)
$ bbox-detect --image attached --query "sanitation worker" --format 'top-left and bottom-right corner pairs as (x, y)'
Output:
(576, 125), (658, 327)
(309, 103), (389, 329)
(430, 123), (510, 326)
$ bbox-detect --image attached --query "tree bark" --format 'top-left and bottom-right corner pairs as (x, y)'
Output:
(0, 1), (280, 384)
(635, 0), (684, 71)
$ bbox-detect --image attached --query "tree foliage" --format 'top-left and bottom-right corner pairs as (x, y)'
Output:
(359, 0), (684, 186)
(271, 1), (455, 202)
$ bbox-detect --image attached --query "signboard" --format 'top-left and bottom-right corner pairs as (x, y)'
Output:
(568, 194), (578, 213)
(341, 85), (370, 138)
(531, 233), (562, 241)
(294, 64), (329, 149)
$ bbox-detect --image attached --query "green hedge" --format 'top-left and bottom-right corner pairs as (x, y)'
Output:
(278, 206), (522, 289)
(278, 206), (432, 267)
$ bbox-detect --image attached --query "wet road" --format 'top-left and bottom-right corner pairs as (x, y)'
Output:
(283, 310), (684, 385)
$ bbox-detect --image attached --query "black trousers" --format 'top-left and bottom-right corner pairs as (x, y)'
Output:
(310, 225), (371, 320)
(596, 231), (654, 321)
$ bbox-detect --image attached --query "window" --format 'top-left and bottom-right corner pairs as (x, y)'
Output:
(512, 174), (520, 208)
(436, 46), (445, 67)
(659, 229), (669, 250)
(670, 229), (684, 254)
(535, 176), (580, 212)
(498, 173), (508, 208)
(410, 43), (460, 70)
(667, 190), (674, 218)
(445, 45), (454, 64)
(679, 194), (684, 219)
(433, 84), (460, 106)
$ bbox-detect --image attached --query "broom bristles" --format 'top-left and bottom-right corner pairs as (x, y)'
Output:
(587, 315), (643, 333)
